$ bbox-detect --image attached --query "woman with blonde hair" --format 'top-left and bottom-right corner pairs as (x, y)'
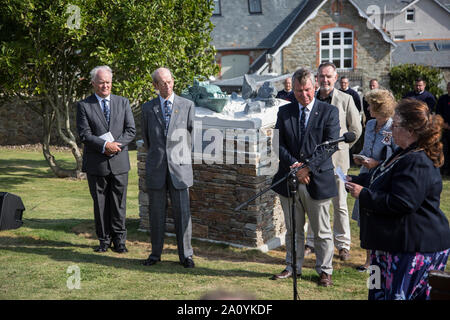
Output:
(351, 89), (397, 271)
(346, 99), (450, 300)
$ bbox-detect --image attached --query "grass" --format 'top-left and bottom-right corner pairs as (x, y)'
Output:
(0, 146), (449, 300)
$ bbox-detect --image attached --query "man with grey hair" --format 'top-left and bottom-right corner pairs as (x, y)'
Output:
(141, 67), (196, 268)
(270, 67), (340, 287)
(76, 65), (136, 253)
(304, 62), (362, 262)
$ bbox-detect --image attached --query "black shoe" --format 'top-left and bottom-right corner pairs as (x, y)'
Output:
(183, 257), (195, 268)
(94, 242), (110, 253)
(270, 269), (301, 280)
(142, 257), (160, 266)
(356, 265), (369, 272)
(114, 244), (128, 253)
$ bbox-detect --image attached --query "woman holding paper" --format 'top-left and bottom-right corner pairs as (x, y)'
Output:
(346, 99), (450, 300)
(351, 89), (397, 271)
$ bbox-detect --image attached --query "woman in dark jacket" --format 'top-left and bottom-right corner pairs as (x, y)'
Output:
(345, 99), (450, 300)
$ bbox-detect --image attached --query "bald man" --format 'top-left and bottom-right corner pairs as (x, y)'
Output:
(141, 67), (196, 268)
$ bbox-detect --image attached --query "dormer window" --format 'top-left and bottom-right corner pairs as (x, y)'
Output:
(212, 0), (221, 16)
(248, 0), (262, 14)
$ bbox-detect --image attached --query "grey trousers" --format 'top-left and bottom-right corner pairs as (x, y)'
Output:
(280, 184), (334, 275)
(147, 172), (193, 263)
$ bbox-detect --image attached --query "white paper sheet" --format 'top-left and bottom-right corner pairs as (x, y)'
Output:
(335, 166), (347, 183)
(99, 131), (114, 142)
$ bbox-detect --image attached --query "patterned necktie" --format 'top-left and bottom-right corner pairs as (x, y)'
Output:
(102, 99), (110, 125)
(164, 100), (172, 136)
(299, 106), (307, 146)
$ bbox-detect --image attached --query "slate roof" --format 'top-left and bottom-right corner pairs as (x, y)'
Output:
(211, 0), (307, 50)
(432, 0), (450, 13)
(392, 40), (450, 67)
(352, 0), (450, 13)
(350, 0), (419, 13)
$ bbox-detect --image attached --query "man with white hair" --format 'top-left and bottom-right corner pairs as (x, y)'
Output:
(76, 65), (136, 253)
(141, 67), (196, 268)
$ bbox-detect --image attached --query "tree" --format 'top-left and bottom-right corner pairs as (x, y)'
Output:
(0, 0), (219, 178)
(389, 64), (444, 101)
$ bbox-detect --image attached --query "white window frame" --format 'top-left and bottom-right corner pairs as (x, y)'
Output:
(320, 27), (354, 70)
(406, 8), (415, 22)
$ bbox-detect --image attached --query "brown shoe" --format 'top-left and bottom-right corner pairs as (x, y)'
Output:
(339, 248), (350, 261)
(270, 269), (301, 280)
(304, 245), (314, 257)
(318, 272), (333, 287)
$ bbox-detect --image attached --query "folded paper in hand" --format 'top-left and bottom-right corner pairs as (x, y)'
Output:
(99, 131), (114, 142)
(353, 154), (369, 161)
(335, 166), (347, 183)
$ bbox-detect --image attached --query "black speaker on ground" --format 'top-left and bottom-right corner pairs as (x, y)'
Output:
(0, 192), (25, 231)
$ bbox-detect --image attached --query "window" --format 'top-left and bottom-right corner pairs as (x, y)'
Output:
(320, 28), (354, 69)
(248, 0), (262, 14)
(411, 43), (432, 51)
(406, 8), (415, 22)
(394, 35), (405, 41)
(212, 0), (221, 16)
(435, 42), (450, 51)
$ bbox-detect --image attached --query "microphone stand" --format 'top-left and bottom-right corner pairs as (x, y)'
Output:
(234, 143), (338, 301)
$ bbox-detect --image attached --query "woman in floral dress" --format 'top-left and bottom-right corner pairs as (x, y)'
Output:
(346, 99), (450, 300)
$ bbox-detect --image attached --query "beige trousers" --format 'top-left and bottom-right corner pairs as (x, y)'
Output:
(280, 184), (334, 276)
(305, 174), (351, 251)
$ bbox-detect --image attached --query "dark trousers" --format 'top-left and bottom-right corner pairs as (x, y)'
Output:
(87, 172), (128, 245)
(148, 171), (193, 263)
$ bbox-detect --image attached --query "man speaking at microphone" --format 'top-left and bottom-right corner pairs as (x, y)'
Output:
(305, 62), (362, 262)
(271, 68), (340, 287)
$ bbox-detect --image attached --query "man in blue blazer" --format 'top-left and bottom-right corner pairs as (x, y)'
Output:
(76, 65), (136, 253)
(271, 68), (340, 287)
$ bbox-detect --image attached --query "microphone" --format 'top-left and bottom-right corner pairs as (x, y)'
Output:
(318, 132), (356, 146)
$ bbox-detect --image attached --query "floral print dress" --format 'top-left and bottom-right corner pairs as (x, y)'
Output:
(368, 249), (450, 300)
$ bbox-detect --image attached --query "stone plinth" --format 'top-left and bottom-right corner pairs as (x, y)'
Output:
(137, 98), (288, 251)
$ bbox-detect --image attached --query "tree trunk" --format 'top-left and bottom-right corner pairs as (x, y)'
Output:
(41, 102), (85, 179)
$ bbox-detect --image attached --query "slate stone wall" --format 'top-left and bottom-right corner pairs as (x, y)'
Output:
(136, 126), (286, 250)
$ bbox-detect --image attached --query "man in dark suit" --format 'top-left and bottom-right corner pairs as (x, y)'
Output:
(362, 79), (379, 124)
(276, 77), (296, 103)
(339, 76), (362, 112)
(76, 65), (136, 253)
(436, 81), (450, 176)
(403, 77), (437, 113)
(270, 68), (340, 287)
(141, 67), (196, 268)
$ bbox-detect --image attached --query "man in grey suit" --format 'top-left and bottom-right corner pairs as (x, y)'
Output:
(141, 67), (196, 268)
(305, 62), (362, 261)
(76, 65), (136, 253)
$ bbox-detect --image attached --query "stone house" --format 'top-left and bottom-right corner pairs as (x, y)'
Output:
(211, 0), (450, 86)
(359, 0), (450, 82)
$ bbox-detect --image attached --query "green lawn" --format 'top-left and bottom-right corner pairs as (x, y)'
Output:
(0, 146), (449, 300)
